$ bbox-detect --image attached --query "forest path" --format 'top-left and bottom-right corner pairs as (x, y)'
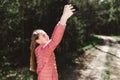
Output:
(60, 35), (120, 80)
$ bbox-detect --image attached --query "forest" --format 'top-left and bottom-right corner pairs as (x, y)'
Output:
(0, 0), (120, 80)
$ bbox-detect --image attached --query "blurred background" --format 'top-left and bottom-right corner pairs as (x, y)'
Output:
(0, 0), (120, 80)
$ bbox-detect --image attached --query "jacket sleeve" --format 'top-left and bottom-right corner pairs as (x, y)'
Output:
(41, 22), (66, 63)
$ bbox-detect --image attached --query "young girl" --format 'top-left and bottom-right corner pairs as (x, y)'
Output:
(30, 4), (75, 80)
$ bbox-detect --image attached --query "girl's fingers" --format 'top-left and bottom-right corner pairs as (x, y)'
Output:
(71, 9), (76, 12)
(65, 4), (75, 10)
(64, 4), (76, 14)
(69, 4), (72, 6)
(65, 5), (69, 8)
(65, 4), (72, 8)
(69, 6), (74, 9)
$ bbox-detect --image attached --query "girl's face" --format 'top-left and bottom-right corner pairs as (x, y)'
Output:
(36, 32), (49, 44)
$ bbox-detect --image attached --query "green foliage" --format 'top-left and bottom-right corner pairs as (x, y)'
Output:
(0, 0), (120, 79)
(0, 67), (37, 80)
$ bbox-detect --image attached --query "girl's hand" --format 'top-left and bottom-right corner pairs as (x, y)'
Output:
(59, 4), (75, 25)
(62, 4), (75, 20)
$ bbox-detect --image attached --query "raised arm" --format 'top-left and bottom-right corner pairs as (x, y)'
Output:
(43, 4), (75, 50)
(41, 4), (75, 62)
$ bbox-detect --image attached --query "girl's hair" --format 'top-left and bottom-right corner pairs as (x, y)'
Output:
(30, 29), (45, 72)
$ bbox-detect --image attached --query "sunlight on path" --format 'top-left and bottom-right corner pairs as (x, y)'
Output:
(60, 36), (120, 80)
(109, 44), (120, 80)
(79, 45), (109, 80)
(62, 44), (120, 80)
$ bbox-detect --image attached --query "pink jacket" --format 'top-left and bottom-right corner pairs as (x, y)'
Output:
(35, 23), (66, 80)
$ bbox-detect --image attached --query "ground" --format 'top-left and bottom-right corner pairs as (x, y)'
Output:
(60, 36), (120, 80)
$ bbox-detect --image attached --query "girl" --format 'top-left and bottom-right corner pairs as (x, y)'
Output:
(30, 4), (75, 80)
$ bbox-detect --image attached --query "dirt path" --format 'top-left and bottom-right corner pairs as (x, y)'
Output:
(60, 37), (120, 80)
(106, 43), (120, 80)
(78, 45), (109, 80)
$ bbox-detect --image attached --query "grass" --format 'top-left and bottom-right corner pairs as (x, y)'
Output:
(101, 48), (112, 80)
(0, 66), (37, 80)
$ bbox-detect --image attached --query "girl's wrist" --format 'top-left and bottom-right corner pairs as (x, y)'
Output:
(59, 15), (68, 25)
